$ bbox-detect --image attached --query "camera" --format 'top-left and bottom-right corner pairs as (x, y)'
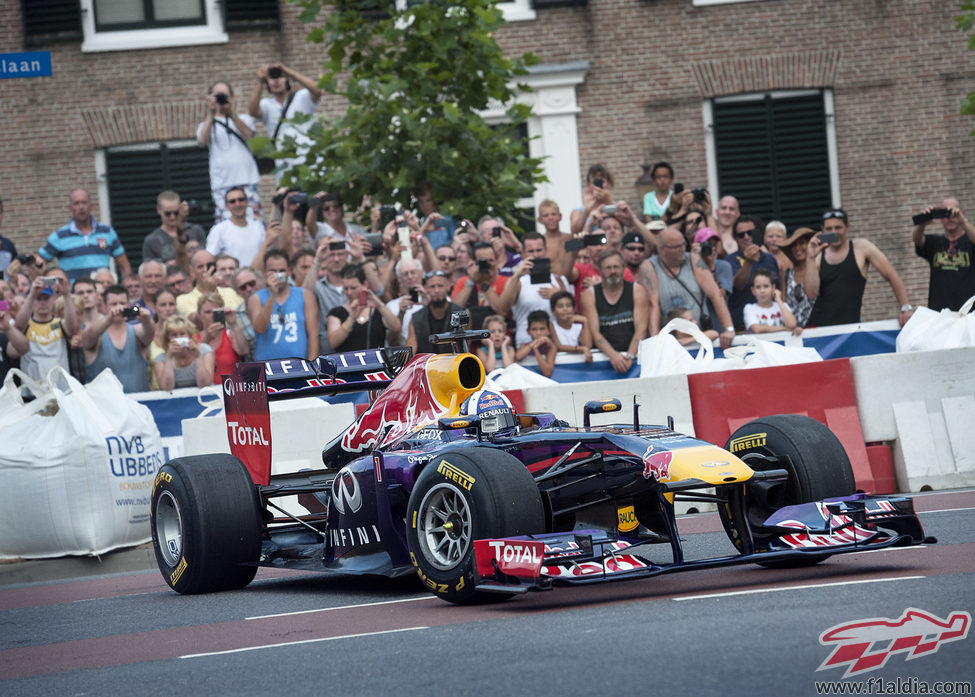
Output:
(692, 187), (708, 203)
(214, 93), (229, 106)
(450, 309), (470, 330)
(121, 306), (141, 319)
(819, 232), (840, 245)
(185, 199), (202, 215)
(205, 261), (216, 274)
(593, 177), (604, 188)
(564, 238), (584, 252)
(477, 258), (492, 274)
(17, 254), (35, 266)
(267, 67), (283, 80)
(673, 183), (684, 195)
(492, 226), (502, 238)
(363, 233), (384, 257)
(212, 309), (225, 324)
(379, 205), (397, 227)
(583, 233), (607, 246)
(289, 192), (308, 205)
(700, 242), (713, 258)
(409, 288), (420, 303)
(529, 258), (551, 285)
(273, 271), (287, 284)
(912, 208), (951, 225)
(603, 204), (617, 216)
(174, 337), (190, 348)
(40, 276), (59, 286)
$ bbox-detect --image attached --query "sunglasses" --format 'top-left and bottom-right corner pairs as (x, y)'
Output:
(822, 210), (846, 220)
(237, 280), (258, 291)
(322, 204), (340, 211)
(162, 210), (179, 217)
(732, 230), (752, 238)
(227, 197), (247, 204)
(437, 255), (455, 262)
(624, 245), (645, 252)
(424, 270), (447, 280)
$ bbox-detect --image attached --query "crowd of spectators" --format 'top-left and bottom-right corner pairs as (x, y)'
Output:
(2, 139), (971, 390)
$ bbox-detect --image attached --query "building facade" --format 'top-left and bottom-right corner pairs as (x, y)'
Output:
(1, 0), (972, 320)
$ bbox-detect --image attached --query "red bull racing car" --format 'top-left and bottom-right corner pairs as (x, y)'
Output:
(150, 317), (933, 604)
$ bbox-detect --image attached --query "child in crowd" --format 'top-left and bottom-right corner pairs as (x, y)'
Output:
(476, 314), (515, 373)
(514, 309), (557, 377)
(549, 290), (592, 360)
(666, 307), (718, 346)
(743, 268), (799, 334)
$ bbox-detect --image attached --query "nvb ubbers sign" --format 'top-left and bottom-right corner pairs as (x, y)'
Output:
(0, 52), (52, 79)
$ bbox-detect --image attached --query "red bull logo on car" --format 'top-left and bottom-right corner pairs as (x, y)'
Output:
(642, 445), (673, 481)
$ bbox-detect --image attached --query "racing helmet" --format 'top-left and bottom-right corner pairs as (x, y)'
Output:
(460, 389), (518, 435)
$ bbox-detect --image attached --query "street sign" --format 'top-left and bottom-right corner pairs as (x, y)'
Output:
(0, 51), (52, 79)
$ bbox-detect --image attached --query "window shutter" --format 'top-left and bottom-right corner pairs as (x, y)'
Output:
(105, 144), (213, 269)
(21, 0), (82, 47)
(531, 0), (587, 8)
(224, 0), (281, 29)
(713, 93), (831, 231)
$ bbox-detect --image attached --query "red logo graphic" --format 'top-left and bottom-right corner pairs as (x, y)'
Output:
(818, 608), (971, 678)
(642, 445), (673, 481)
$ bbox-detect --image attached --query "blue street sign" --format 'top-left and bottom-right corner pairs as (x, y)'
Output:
(0, 51), (52, 79)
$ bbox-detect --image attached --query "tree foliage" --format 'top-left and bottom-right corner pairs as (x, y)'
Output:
(956, 1), (975, 124)
(262, 0), (546, 225)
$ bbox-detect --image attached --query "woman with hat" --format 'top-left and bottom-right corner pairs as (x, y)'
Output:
(777, 227), (817, 327)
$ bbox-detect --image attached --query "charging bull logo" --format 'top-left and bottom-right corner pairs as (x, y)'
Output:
(817, 608), (971, 678)
(641, 445), (673, 481)
(341, 355), (449, 453)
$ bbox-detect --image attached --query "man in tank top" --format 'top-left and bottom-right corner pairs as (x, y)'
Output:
(804, 209), (914, 327)
(580, 250), (649, 374)
(83, 285), (155, 392)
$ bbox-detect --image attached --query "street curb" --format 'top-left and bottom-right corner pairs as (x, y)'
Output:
(0, 543), (157, 587)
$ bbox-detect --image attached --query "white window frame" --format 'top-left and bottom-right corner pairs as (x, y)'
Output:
(702, 88), (840, 208)
(692, 0), (768, 6)
(396, 0), (535, 22)
(80, 0), (228, 53)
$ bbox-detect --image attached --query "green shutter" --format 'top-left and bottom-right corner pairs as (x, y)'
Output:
(224, 0), (281, 28)
(714, 93), (831, 231)
(21, 0), (82, 47)
(105, 144), (213, 269)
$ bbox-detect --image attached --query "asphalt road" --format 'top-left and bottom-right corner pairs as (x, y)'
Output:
(2, 489), (973, 696)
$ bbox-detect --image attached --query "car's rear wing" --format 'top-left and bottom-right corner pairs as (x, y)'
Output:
(221, 347), (413, 485)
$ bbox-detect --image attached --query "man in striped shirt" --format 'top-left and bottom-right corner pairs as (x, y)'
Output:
(38, 188), (132, 282)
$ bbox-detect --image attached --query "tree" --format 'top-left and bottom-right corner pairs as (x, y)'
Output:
(260, 0), (546, 226)
(956, 1), (975, 128)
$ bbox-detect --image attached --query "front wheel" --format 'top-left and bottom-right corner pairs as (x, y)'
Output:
(151, 454), (263, 594)
(406, 448), (544, 604)
(718, 414), (855, 568)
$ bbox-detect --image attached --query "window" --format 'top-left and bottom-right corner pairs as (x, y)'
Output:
(102, 142), (213, 267)
(21, 0), (83, 47)
(80, 0), (228, 52)
(706, 90), (839, 232)
(394, 0), (535, 22)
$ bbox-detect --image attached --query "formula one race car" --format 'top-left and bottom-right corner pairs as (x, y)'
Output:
(150, 315), (933, 604)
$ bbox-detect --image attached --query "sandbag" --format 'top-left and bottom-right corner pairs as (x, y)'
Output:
(895, 295), (975, 352)
(0, 367), (164, 559)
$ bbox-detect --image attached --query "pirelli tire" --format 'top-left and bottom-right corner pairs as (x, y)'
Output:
(719, 414), (856, 568)
(406, 447), (544, 605)
(150, 454), (263, 594)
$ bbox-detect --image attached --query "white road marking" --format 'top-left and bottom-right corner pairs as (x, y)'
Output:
(180, 626), (429, 658)
(246, 595), (431, 620)
(672, 575), (925, 601)
(920, 507), (975, 514)
(847, 545), (926, 555)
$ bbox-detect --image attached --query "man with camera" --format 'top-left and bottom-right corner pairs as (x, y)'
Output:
(581, 249), (650, 374)
(205, 187), (266, 268)
(249, 249), (319, 361)
(197, 81), (261, 223)
(143, 191), (208, 266)
(498, 233), (569, 348)
(406, 270), (463, 355)
(727, 214), (780, 330)
(176, 249), (243, 319)
(451, 241), (508, 332)
(304, 237), (350, 354)
(82, 284), (154, 393)
(248, 63), (322, 185)
(912, 197), (975, 311)
(14, 274), (79, 381)
(805, 209), (913, 327)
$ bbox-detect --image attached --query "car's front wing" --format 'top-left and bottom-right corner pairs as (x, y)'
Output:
(472, 494), (932, 595)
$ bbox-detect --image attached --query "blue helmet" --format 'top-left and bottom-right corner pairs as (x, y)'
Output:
(460, 389), (518, 435)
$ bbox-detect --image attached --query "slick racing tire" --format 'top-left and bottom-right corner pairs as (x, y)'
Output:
(718, 414), (855, 568)
(406, 447), (544, 605)
(151, 454), (263, 594)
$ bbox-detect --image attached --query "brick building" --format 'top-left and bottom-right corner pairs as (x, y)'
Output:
(1, 0), (972, 321)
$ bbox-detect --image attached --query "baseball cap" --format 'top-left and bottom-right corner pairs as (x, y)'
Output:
(648, 220), (667, 232)
(39, 286), (54, 297)
(621, 231), (644, 247)
(693, 227), (719, 245)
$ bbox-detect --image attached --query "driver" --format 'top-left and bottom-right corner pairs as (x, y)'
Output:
(460, 389), (519, 435)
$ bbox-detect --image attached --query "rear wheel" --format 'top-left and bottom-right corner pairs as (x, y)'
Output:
(151, 454), (263, 594)
(718, 414), (855, 568)
(406, 447), (544, 604)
